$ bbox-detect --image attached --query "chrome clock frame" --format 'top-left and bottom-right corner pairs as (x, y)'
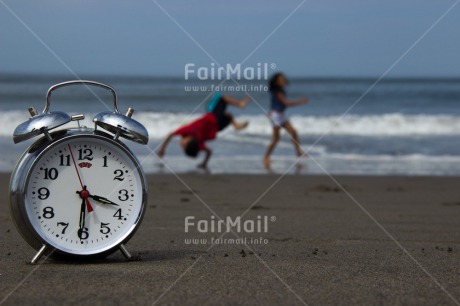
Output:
(9, 128), (148, 262)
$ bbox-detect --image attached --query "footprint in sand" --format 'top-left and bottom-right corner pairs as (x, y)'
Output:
(386, 186), (405, 192)
(441, 201), (460, 206)
(313, 185), (341, 193)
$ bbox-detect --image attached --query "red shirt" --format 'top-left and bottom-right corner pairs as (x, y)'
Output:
(173, 113), (218, 150)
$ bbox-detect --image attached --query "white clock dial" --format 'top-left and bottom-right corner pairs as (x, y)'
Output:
(24, 136), (145, 255)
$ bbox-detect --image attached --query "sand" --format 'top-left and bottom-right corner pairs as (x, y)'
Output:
(1, 173), (460, 305)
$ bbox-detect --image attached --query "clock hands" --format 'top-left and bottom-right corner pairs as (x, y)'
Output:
(78, 197), (86, 240)
(77, 187), (120, 207)
(75, 185), (119, 242)
(87, 195), (120, 206)
(76, 186), (93, 240)
(70, 145), (121, 243)
(68, 144), (94, 212)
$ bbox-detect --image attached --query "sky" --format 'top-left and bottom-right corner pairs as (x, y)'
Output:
(1, 0), (459, 78)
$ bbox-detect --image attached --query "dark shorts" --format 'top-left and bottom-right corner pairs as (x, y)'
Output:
(208, 95), (232, 131)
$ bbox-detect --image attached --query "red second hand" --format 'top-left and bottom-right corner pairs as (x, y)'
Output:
(68, 144), (94, 212)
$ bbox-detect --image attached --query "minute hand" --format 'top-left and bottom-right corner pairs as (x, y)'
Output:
(88, 195), (120, 206)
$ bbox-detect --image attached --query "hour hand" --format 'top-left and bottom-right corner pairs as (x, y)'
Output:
(88, 195), (119, 206)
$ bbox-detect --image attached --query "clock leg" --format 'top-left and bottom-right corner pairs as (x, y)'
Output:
(30, 244), (48, 264)
(119, 244), (132, 260)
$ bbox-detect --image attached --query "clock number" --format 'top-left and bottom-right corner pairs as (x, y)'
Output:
(37, 187), (50, 200)
(102, 156), (108, 167)
(77, 227), (89, 240)
(42, 207), (55, 219)
(113, 209), (124, 220)
(114, 169), (124, 181)
(57, 222), (69, 234)
(100, 222), (111, 234)
(59, 154), (71, 166)
(43, 168), (58, 180)
(78, 148), (93, 161)
(118, 189), (129, 201)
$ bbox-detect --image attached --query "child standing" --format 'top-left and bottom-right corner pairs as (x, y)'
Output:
(263, 73), (308, 167)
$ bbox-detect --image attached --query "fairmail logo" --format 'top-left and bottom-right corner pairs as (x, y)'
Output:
(185, 215), (276, 234)
(184, 63), (276, 80)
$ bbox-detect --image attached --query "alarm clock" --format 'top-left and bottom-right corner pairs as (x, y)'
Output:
(9, 80), (149, 263)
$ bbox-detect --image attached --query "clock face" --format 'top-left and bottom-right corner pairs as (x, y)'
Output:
(24, 135), (145, 255)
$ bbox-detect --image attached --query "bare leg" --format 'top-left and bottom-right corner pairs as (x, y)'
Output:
(264, 126), (281, 166)
(283, 121), (306, 157)
(227, 112), (248, 130)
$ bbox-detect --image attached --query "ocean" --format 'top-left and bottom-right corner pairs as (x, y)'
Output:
(1, 75), (459, 175)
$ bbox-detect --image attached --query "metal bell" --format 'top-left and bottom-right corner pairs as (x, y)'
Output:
(13, 108), (72, 144)
(12, 80), (100, 143)
(12, 80), (149, 145)
(93, 108), (149, 145)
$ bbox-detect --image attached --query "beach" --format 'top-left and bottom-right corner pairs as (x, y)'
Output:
(1, 173), (459, 305)
(2, 0), (460, 305)
(2, 76), (460, 176)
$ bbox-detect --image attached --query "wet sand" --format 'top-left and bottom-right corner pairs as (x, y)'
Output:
(1, 173), (460, 305)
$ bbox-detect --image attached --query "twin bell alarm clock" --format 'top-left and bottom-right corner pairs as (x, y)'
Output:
(9, 80), (149, 263)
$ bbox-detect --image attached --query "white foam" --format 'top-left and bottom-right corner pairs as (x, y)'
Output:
(1, 111), (460, 139)
(235, 113), (460, 137)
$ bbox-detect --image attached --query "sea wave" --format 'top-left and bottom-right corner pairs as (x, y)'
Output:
(1, 111), (460, 139)
(236, 113), (460, 137)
